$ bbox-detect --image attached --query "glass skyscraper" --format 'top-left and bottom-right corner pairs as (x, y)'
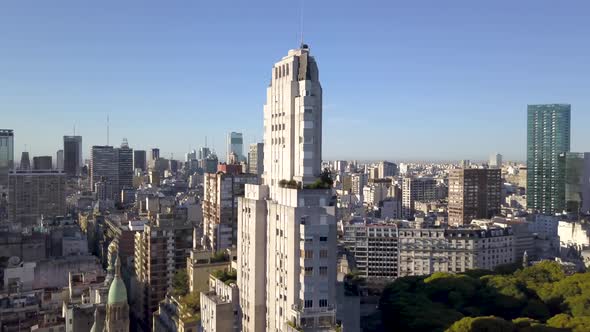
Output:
(226, 131), (243, 162)
(560, 152), (590, 214)
(0, 129), (14, 191)
(527, 104), (571, 214)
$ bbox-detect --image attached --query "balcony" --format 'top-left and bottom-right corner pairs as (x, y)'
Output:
(290, 303), (337, 330)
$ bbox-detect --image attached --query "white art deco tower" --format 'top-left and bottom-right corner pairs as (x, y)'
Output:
(237, 45), (338, 332)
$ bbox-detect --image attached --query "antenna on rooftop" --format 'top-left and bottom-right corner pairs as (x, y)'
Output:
(299, 0), (305, 47)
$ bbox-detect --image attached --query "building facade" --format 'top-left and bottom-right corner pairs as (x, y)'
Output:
(448, 168), (501, 225)
(8, 169), (66, 227)
(227, 132), (244, 163)
(398, 226), (515, 277)
(561, 152), (590, 214)
(237, 45), (338, 332)
(0, 129), (14, 199)
(342, 218), (399, 279)
(401, 177), (436, 218)
(133, 215), (193, 326)
(134, 150), (147, 172)
(202, 171), (257, 251)
(527, 104), (571, 214)
(63, 135), (82, 177)
(247, 143), (264, 177)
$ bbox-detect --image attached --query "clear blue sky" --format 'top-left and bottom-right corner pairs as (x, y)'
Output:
(1, 1), (589, 162)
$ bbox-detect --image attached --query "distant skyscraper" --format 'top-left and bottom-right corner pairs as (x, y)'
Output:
(91, 146), (118, 200)
(489, 153), (502, 169)
(199, 147), (210, 160)
(64, 136), (82, 177)
(527, 104), (571, 214)
(56, 149), (64, 170)
(133, 150), (147, 172)
(151, 148), (160, 161)
(237, 45), (337, 332)
(448, 168), (502, 225)
(0, 130), (14, 222)
(561, 152), (590, 214)
(116, 140), (133, 194)
(247, 143), (264, 177)
(226, 132), (243, 162)
(19, 152), (31, 170)
(185, 149), (197, 162)
(33, 156), (53, 170)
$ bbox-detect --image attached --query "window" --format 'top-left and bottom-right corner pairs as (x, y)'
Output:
(320, 266), (328, 276)
(305, 250), (313, 259)
(304, 267), (313, 276)
(320, 236), (328, 242)
(304, 300), (313, 308)
(319, 299), (328, 308)
(320, 249), (328, 258)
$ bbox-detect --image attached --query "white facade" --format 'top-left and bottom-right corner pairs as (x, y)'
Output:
(399, 227), (515, 276)
(558, 220), (590, 251)
(237, 46), (337, 332)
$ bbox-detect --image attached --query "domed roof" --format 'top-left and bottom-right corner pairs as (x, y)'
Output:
(108, 277), (128, 305)
(107, 256), (128, 305)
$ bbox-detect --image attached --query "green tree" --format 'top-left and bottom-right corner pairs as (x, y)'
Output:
(445, 316), (515, 332)
(172, 269), (189, 297)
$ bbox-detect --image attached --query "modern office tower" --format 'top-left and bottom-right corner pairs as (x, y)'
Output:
(133, 215), (193, 326)
(342, 218), (399, 279)
(0, 130), (14, 189)
(151, 148), (160, 161)
(0, 130), (13, 222)
(116, 140), (134, 194)
(489, 153), (503, 169)
(561, 152), (590, 214)
(401, 177), (436, 218)
(185, 149), (197, 162)
(33, 156), (53, 170)
(56, 149), (64, 170)
(247, 143), (264, 177)
(377, 161), (397, 178)
(527, 104), (571, 214)
(64, 135), (82, 177)
(202, 153), (219, 174)
(134, 150), (147, 172)
(237, 45), (338, 332)
(19, 152), (31, 170)
(199, 147), (211, 160)
(169, 159), (179, 174)
(8, 169), (66, 226)
(202, 171), (257, 251)
(226, 132), (244, 162)
(91, 146), (118, 200)
(398, 226), (515, 277)
(448, 168), (502, 225)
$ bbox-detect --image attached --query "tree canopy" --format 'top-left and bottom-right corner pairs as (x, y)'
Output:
(379, 262), (590, 332)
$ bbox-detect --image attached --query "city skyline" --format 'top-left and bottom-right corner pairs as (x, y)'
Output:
(2, 1), (590, 161)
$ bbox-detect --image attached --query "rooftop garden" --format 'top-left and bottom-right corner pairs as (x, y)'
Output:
(279, 169), (335, 190)
(212, 268), (237, 285)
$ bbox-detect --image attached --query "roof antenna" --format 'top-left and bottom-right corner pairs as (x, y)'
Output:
(299, 0), (305, 47)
